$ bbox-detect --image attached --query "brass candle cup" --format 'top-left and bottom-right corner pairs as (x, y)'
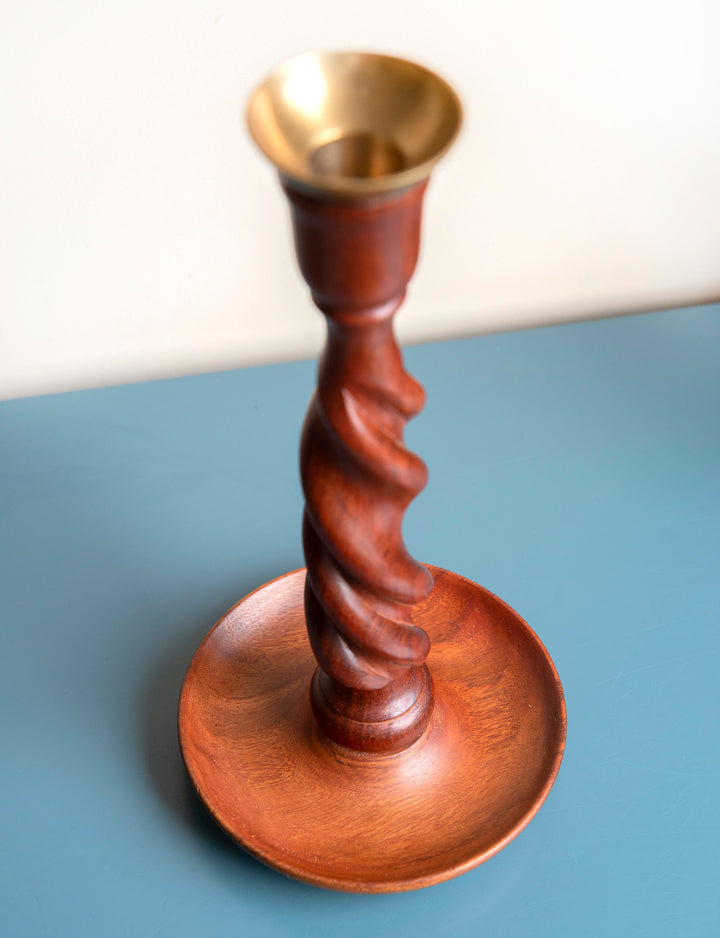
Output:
(246, 50), (462, 198)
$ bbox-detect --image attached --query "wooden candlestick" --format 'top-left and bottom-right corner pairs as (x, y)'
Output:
(289, 181), (434, 753)
(179, 52), (566, 892)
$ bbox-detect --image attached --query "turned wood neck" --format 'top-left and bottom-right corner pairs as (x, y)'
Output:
(284, 181), (435, 753)
(283, 180), (428, 312)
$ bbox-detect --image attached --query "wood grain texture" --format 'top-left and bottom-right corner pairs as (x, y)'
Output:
(178, 567), (566, 893)
(286, 182), (435, 752)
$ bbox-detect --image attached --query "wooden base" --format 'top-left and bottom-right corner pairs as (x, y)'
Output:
(178, 567), (566, 893)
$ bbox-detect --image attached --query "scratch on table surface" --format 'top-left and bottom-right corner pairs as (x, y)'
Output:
(616, 762), (720, 779)
(634, 614), (688, 635)
(596, 647), (717, 686)
(145, 920), (174, 938)
(596, 749), (720, 779)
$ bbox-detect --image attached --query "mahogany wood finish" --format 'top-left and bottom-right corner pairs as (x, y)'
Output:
(178, 173), (566, 891)
(287, 181), (434, 753)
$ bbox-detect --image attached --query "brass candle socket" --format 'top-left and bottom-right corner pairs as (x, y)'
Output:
(246, 50), (462, 198)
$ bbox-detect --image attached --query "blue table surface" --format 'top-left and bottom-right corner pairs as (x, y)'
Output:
(1, 303), (719, 937)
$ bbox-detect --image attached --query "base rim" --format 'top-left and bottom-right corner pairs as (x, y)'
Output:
(178, 566), (566, 893)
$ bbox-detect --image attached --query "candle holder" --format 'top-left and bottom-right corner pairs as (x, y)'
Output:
(178, 52), (566, 893)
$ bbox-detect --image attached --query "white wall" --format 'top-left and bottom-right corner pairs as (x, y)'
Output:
(2, 1), (719, 400)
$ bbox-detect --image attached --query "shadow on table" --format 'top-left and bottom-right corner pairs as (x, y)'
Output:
(141, 569), (310, 881)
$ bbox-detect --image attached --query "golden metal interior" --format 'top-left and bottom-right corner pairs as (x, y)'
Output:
(247, 51), (462, 197)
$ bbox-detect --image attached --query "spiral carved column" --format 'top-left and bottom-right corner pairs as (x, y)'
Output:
(286, 181), (435, 752)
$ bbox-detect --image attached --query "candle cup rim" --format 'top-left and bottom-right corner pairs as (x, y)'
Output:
(246, 50), (463, 198)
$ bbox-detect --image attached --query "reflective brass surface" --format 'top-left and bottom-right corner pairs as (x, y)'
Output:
(247, 51), (462, 197)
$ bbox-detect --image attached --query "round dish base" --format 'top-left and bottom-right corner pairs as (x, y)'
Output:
(178, 566), (566, 893)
